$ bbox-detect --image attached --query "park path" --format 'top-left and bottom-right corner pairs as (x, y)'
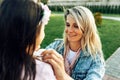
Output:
(103, 47), (120, 80)
(102, 16), (120, 21)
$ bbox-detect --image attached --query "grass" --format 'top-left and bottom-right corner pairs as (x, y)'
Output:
(41, 14), (65, 48)
(98, 19), (120, 59)
(41, 13), (120, 60)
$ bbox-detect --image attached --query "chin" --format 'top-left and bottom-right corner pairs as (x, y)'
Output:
(68, 38), (80, 42)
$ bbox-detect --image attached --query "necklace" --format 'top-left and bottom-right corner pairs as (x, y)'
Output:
(64, 45), (81, 75)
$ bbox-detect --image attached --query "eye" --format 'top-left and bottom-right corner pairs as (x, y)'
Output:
(66, 22), (70, 27)
(74, 23), (78, 28)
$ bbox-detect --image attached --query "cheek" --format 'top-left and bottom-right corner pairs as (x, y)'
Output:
(65, 28), (68, 33)
(78, 32), (83, 39)
(42, 32), (45, 39)
(40, 26), (45, 40)
(36, 29), (45, 45)
(40, 30), (45, 41)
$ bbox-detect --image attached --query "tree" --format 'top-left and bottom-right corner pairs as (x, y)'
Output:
(40, 0), (49, 4)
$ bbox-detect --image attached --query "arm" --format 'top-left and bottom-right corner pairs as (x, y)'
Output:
(84, 55), (105, 80)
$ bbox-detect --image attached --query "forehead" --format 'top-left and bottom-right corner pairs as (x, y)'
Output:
(66, 14), (76, 23)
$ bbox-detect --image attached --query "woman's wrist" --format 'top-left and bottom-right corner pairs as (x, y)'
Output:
(60, 73), (74, 80)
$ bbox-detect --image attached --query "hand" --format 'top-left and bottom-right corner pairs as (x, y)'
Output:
(42, 49), (73, 80)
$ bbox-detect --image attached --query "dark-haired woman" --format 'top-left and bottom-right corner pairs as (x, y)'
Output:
(0, 0), (55, 80)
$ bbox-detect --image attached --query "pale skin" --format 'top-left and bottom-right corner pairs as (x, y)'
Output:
(35, 24), (45, 50)
(42, 14), (83, 80)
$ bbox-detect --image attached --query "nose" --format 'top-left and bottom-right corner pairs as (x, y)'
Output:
(68, 27), (74, 32)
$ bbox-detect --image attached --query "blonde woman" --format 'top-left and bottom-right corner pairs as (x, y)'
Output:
(42, 6), (105, 80)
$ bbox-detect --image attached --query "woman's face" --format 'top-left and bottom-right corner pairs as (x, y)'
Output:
(36, 24), (45, 50)
(65, 14), (83, 43)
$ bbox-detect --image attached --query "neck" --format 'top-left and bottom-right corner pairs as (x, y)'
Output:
(69, 42), (81, 52)
(35, 45), (40, 51)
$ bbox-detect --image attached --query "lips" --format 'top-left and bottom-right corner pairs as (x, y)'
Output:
(68, 35), (76, 37)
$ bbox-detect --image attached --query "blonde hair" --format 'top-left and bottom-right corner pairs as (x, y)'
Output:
(64, 6), (103, 58)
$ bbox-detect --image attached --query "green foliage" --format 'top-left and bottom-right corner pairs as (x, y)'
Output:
(94, 12), (102, 27)
(48, 6), (74, 12)
(49, 6), (64, 12)
(41, 0), (49, 4)
(48, 4), (120, 14)
(86, 5), (120, 14)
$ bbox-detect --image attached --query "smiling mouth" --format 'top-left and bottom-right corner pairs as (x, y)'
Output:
(68, 35), (76, 37)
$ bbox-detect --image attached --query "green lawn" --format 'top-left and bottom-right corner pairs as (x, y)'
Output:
(41, 14), (65, 48)
(98, 19), (120, 59)
(41, 13), (120, 60)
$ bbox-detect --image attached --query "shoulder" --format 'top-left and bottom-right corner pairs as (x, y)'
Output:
(46, 40), (63, 49)
(35, 60), (56, 80)
(35, 59), (50, 67)
(35, 60), (53, 72)
(46, 40), (64, 55)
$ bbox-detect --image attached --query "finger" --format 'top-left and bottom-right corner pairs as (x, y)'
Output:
(43, 53), (63, 65)
(45, 59), (65, 74)
(45, 59), (60, 70)
(41, 49), (55, 56)
(42, 49), (63, 60)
